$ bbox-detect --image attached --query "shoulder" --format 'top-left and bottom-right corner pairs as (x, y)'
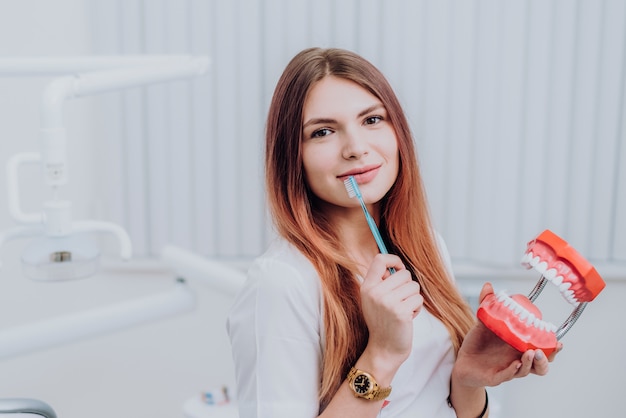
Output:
(247, 238), (321, 296)
(227, 237), (323, 332)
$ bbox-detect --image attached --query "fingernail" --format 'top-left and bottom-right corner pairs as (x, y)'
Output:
(516, 362), (522, 370)
(534, 350), (544, 360)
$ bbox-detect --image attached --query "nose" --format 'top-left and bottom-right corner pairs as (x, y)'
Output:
(341, 131), (368, 160)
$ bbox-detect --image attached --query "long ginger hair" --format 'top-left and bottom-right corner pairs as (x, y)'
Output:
(265, 47), (475, 411)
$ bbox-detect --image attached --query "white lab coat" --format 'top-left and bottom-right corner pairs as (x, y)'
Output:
(227, 236), (458, 418)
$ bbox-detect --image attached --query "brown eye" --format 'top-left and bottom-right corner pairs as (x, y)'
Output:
(311, 128), (332, 138)
(364, 116), (382, 125)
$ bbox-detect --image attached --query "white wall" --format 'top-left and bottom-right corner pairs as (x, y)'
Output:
(0, 1), (624, 418)
(88, 0), (626, 268)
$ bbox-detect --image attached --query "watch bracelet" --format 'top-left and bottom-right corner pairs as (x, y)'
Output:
(347, 366), (392, 401)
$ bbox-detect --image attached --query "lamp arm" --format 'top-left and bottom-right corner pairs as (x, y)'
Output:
(68, 56), (209, 97)
(0, 55), (209, 76)
(39, 56), (210, 187)
(72, 220), (133, 260)
(160, 245), (246, 297)
(0, 280), (194, 360)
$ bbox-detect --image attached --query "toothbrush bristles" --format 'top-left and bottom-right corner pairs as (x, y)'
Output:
(343, 176), (357, 198)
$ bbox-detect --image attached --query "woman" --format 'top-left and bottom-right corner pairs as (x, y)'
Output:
(227, 47), (556, 418)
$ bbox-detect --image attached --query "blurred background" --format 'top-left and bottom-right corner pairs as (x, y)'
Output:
(0, 0), (623, 417)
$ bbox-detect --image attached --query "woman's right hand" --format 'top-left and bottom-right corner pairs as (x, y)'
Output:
(359, 254), (423, 365)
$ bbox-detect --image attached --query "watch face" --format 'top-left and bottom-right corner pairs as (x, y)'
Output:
(353, 374), (372, 394)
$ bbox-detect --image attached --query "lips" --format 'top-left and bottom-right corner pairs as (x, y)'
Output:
(477, 229), (606, 356)
(338, 165), (381, 184)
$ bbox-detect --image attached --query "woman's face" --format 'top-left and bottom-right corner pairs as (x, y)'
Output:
(301, 75), (399, 209)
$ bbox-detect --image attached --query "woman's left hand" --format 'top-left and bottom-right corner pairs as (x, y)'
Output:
(452, 282), (562, 388)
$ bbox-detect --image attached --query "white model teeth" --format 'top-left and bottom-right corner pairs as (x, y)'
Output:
(495, 291), (558, 333)
(564, 290), (577, 305)
(544, 268), (557, 281)
(520, 252), (533, 265)
(536, 261), (548, 274)
(523, 250), (580, 305)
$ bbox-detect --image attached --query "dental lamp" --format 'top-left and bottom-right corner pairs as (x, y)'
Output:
(0, 55), (209, 280)
(0, 56), (248, 383)
(0, 56), (220, 359)
(0, 55), (245, 418)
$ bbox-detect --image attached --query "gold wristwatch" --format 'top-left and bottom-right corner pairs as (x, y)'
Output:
(347, 367), (392, 401)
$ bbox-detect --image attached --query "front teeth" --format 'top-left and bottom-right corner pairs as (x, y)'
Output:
(522, 251), (579, 305)
(536, 261), (548, 274)
(496, 291), (558, 333)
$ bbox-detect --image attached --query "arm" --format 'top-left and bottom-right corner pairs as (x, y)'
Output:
(321, 254), (422, 417)
(448, 283), (560, 418)
(228, 252), (421, 418)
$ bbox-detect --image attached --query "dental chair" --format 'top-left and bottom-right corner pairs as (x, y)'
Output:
(0, 398), (57, 417)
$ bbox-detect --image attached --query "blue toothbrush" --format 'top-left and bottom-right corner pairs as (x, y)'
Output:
(343, 176), (396, 274)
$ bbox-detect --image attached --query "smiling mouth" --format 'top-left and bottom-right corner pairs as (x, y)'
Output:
(338, 165), (381, 183)
(477, 230), (606, 356)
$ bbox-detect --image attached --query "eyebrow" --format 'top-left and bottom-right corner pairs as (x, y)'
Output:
(302, 103), (385, 129)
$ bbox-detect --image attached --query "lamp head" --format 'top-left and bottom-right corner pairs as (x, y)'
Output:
(21, 233), (100, 281)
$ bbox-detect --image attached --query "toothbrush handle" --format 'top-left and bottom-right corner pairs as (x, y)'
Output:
(364, 212), (396, 274)
(365, 213), (388, 253)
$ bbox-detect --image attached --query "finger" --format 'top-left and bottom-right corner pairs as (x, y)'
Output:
(531, 350), (550, 376)
(383, 270), (419, 293)
(382, 254), (406, 276)
(371, 263), (419, 292)
(478, 282), (495, 303)
(492, 359), (523, 384)
(390, 291), (423, 319)
(547, 342), (563, 362)
(370, 266), (414, 296)
(402, 293), (424, 318)
(375, 272), (420, 312)
(515, 350), (535, 378)
(362, 254), (405, 286)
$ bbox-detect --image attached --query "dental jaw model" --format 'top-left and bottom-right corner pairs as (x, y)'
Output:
(477, 229), (606, 357)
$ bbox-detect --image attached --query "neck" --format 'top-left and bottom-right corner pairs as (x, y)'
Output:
(330, 206), (383, 274)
